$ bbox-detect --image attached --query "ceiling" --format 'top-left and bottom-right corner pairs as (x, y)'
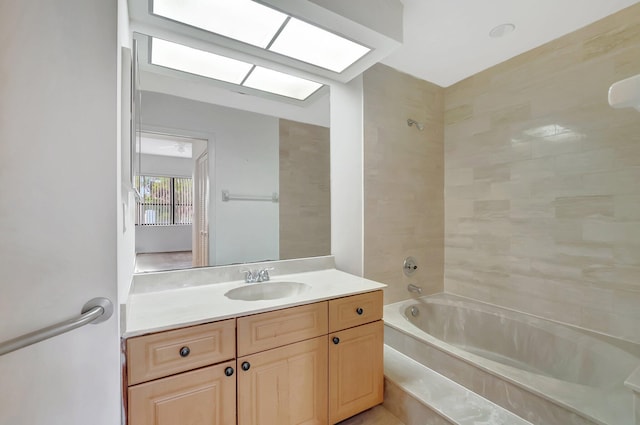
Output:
(131, 0), (639, 116)
(382, 0), (640, 87)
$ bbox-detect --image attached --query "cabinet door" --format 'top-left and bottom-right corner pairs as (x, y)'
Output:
(128, 361), (236, 425)
(329, 320), (383, 424)
(237, 336), (328, 425)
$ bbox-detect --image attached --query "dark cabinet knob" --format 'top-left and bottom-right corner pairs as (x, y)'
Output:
(179, 346), (190, 357)
(332, 337), (340, 345)
(241, 361), (251, 371)
(356, 307), (364, 315)
(224, 367), (234, 377)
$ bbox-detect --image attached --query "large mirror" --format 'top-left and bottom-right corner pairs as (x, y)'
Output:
(132, 39), (331, 273)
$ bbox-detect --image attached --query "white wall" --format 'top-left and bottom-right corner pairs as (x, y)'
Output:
(136, 226), (192, 253)
(0, 1), (120, 424)
(141, 71), (330, 128)
(330, 76), (365, 276)
(117, 0), (135, 305)
(139, 153), (193, 177)
(140, 92), (280, 266)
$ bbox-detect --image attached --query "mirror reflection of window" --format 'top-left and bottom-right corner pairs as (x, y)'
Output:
(134, 132), (208, 273)
(133, 87), (330, 272)
(135, 176), (193, 226)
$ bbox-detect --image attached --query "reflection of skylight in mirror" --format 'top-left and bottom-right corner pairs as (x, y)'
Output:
(269, 18), (371, 73)
(243, 67), (323, 100)
(152, 0), (287, 48)
(149, 38), (324, 101)
(152, 38), (252, 84)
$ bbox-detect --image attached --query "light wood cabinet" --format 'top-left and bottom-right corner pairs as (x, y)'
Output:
(237, 302), (328, 356)
(128, 360), (237, 425)
(329, 321), (384, 424)
(328, 291), (383, 333)
(237, 336), (328, 425)
(126, 320), (237, 425)
(127, 319), (236, 386)
(125, 290), (384, 425)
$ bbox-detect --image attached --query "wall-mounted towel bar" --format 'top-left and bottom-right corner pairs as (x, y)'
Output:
(222, 190), (279, 203)
(0, 297), (113, 356)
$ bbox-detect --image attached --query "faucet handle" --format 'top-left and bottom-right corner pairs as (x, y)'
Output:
(257, 267), (274, 282)
(240, 269), (256, 283)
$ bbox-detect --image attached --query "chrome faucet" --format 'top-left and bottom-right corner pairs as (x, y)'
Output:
(407, 283), (422, 294)
(257, 267), (273, 282)
(241, 267), (274, 283)
(241, 269), (258, 283)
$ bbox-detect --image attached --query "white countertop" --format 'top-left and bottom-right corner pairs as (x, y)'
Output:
(124, 268), (386, 338)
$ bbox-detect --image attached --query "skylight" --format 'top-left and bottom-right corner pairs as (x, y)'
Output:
(152, 38), (252, 84)
(269, 18), (371, 73)
(150, 37), (323, 101)
(151, 0), (370, 73)
(152, 0), (288, 49)
(243, 67), (323, 100)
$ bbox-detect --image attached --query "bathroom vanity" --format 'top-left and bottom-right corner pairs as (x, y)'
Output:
(122, 263), (385, 425)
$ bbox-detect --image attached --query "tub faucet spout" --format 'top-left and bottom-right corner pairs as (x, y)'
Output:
(407, 283), (422, 294)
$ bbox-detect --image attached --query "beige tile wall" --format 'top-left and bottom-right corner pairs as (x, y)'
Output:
(279, 119), (331, 260)
(363, 64), (445, 304)
(444, 4), (640, 342)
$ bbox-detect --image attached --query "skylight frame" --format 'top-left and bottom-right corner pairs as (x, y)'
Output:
(243, 66), (324, 100)
(130, 0), (403, 84)
(151, 0), (289, 49)
(141, 34), (328, 104)
(151, 38), (254, 85)
(148, 0), (372, 75)
(268, 17), (371, 73)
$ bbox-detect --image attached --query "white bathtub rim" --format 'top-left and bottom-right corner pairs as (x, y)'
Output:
(434, 291), (640, 352)
(383, 304), (608, 425)
(403, 294), (639, 386)
(383, 294), (635, 425)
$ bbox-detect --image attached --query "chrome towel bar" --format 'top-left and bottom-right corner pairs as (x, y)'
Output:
(0, 297), (113, 356)
(222, 190), (279, 203)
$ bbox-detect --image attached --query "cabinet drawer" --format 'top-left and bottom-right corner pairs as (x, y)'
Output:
(127, 319), (235, 385)
(328, 291), (383, 333)
(237, 302), (328, 356)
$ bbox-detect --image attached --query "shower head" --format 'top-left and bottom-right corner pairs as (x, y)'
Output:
(407, 118), (424, 131)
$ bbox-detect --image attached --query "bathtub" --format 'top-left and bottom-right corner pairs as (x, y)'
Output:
(383, 293), (640, 425)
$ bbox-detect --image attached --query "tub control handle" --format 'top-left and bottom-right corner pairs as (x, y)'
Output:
(356, 307), (364, 315)
(403, 256), (418, 276)
(179, 346), (190, 357)
(332, 337), (340, 345)
(241, 361), (251, 371)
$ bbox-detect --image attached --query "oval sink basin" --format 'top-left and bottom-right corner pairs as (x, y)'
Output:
(224, 281), (311, 301)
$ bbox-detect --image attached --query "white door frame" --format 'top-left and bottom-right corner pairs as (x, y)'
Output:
(138, 124), (214, 266)
(194, 151), (210, 267)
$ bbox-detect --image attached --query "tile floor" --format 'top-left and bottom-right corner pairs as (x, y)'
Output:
(134, 251), (193, 273)
(338, 405), (405, 425)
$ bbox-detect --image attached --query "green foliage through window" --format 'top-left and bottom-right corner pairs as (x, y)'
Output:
(135, 176), (193, 225)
